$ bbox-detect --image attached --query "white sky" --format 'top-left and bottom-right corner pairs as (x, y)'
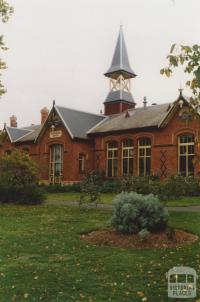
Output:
(1, 0), (200, 127)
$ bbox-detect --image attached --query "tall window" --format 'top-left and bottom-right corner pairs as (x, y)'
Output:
(79, 153), (85, 174)
(178, 134), (194, 176)
(107, 141), (118, 177)
(122, 139), (134, 176)
(138, 138), (151, 176)
(49, 144), (63, 184)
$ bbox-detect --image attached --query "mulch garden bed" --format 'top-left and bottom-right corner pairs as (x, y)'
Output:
(80, 228), (198, 249)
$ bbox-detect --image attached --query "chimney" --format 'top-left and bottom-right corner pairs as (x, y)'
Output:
(10, 115), (17, 127)
(143, 96), (147, 109)
(40, 107), (49, 124)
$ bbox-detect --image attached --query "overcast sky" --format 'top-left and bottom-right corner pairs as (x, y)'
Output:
(1, 0), (200, 127)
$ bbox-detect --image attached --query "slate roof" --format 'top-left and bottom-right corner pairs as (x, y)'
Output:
(55, 106), (105, 139)
(6, 124), (42, 143)
(6, 105), (105, 143)
(104, 26), (136, 79)
(88, 103), (171, 134)
(19, 125), (42, 142)
(105, 90), (135, 104)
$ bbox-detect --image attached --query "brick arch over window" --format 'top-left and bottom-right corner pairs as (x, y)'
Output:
(174, 128), (196, 144)
(178, 133), (195, 177)
(45, 139), (66, 153)
(138, 137), (151, 176)
(106, 140), (118, 177)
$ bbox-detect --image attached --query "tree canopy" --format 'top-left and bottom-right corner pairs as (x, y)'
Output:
(0, 0), (13, 96)
(161, 44), (200, 106)
(0, 149), (40, 186)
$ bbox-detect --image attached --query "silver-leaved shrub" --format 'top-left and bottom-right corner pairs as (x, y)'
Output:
(111, 192), (168, 234)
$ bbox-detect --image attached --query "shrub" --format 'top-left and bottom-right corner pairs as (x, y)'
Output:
(79, 171), (101, 206)
(138, 228), (150, 241)
(44, 183), (81, 193)
(0, 183), (45, 205)
(0, 149), (39, 185)
(119, 176), (162, 196)
(99, 179), (121, 193)
(161, 176), (200, 199)
(0, 149), (45, 205)
(111, 192), (168, 234)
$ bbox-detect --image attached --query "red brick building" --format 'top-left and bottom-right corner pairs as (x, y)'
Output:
(1, 27), (200, 184)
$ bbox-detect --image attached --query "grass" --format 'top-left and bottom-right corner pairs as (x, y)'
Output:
(46, 192), (115, 204)
(46, 192), (200, 207)
(0, 204), (200, 301)
(167, 196), (200, 207)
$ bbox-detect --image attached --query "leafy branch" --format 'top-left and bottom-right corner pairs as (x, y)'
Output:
(0, 0), (13, 96)
(160, 44), (200, 106)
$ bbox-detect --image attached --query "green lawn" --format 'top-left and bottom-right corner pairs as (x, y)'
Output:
(46, 192), (115, 204)
(47, 192), (200, 207)
(0, 204), (200, 301)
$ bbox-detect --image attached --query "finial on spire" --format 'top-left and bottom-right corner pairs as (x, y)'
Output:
(178, 87), (183, 97)
(104, 26), (136, 79)
(53, 100), (55, 107)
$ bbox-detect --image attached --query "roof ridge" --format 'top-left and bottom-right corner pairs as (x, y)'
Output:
(20, 124), (41, 130)
(6, 126), (31, 131)
(56, 105), (105, 118)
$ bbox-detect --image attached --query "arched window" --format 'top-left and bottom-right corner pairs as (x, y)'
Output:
(122, 139), (134, 176)
(49, 144), (63, 184)
(178, 134), (194, 176)
(138, 138), (151, 176)
(107, 141), (118, 177)
(78, 153), (86, 174)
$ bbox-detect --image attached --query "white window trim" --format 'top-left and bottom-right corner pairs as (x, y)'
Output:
(178, 135), (195, 176)
(122, 140), (134, 176)
(138, 139), (151, 176)
(106, 142), (118, 177)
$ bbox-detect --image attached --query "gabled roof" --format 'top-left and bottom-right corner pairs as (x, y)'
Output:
(55, 105), (105, 139)
(18, 125), (42, 142)
(5, 105), (105, 144)
(104, 90), (135, 104)
(104, 26), (136, 79)
(88, 92), (196, 135)
(88, 103), (172, 134)
(6, 124), (42, 143)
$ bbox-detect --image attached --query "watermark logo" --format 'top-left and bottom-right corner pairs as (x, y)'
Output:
(166, 266), (197, 298)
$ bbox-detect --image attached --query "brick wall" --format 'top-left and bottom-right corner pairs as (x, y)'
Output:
(1, 104), (200, 182)
(93, 109), (200, 178)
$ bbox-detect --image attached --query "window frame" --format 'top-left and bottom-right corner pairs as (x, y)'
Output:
(121, 139), (134, 176)
(78, 153), (86, 174)
(178, 133), (195, 177)
(106, 141), (118, 177)
(49, 144), (63, 184)
(138, 137), (151, 176)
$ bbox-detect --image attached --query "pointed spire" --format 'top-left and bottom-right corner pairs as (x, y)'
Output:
(105, 26), (136, 79)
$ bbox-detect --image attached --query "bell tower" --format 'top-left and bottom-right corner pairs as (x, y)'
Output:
(104, 26), (137, 115)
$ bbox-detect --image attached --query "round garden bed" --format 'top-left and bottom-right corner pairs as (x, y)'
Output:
(80, 228), (198, 249)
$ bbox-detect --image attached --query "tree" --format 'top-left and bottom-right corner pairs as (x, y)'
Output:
(161, 44), (200, 107)
(0, 149), (40, 185)
(0, 0), (13, 96)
